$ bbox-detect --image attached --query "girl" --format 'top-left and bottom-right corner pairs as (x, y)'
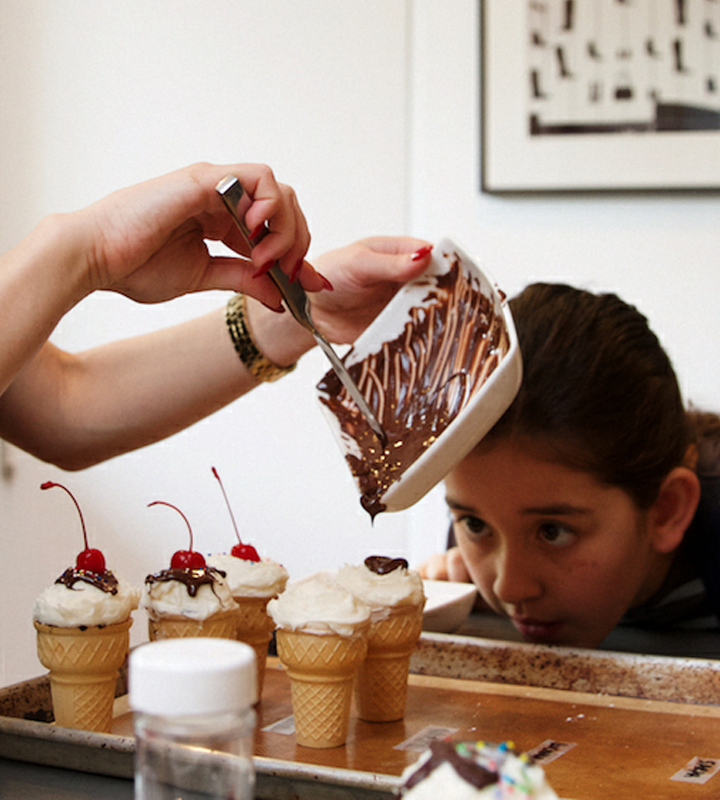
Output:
(421, 283), (720, 649)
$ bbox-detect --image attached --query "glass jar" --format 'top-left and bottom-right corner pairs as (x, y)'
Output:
(129, 637), (257, 800)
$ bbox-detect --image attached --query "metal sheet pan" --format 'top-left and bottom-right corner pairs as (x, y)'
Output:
(3, 633), (720, 799)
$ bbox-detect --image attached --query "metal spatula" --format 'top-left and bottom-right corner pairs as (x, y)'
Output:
(216, 175), (386, 445)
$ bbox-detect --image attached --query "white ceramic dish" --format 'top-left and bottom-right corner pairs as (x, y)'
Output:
(317, 237), (522, 512)
(421, 579), (477, 633)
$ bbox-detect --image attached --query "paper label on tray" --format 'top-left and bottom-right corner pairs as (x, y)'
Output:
(671, 756), (720, 784)
(262, 715), (296, 735)
(394, 725), (459, 752)
(527, 740), (577, 765)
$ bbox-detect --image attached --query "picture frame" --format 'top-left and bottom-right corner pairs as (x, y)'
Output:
(481, 0), (720, 193)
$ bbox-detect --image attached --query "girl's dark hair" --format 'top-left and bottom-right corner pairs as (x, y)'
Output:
(485, 283), (689, 508)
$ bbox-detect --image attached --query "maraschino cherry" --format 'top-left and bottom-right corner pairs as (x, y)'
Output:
(212, 467), (260, 561)
(148, 500), (206, 569)
(41, 481), (106, 574)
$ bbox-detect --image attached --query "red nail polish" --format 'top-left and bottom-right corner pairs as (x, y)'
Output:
(411, 245), (433, 261)
(250, 224), (267, 241)
(318, 273), (334, 291)
(252, 262), (273, 279)
(261, 301), (285, 313)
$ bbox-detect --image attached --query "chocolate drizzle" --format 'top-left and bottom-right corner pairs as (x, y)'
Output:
(317, 254), (509, 518)
(145, 566), (226, 598)
(403, 741), (496, 792)
(364, 555), (408, 575)
(55, 567), (119, 595)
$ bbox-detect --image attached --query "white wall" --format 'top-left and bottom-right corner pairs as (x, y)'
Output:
(410, 1), (720, 413)
(2, 0), (719, 687)
(0, 0), (449, 688)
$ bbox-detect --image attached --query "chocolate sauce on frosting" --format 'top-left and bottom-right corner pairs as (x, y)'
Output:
(145, 566), (227, 598)
(403, 740), (496, 792)
(56, 567), (119, 595)
(364, 555), (408, 575)
(318, 254), (508, 518)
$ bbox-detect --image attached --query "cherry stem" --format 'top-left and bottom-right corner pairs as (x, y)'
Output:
(148, 500), (194, 551)
(212, 467), (242, 545)
(41, 481), (88, 551)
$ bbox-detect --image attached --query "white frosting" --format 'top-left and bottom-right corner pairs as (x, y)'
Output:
(402, 762), (482, 800)
(400, 743), (559, 799)
(206, 553), (288, 599)
(268, 571), (370, 637)
(33, 576), (140, 628)
(498, 757), (558, 799)
(336, 562), (425, 621)
(140, 570), (238, 621)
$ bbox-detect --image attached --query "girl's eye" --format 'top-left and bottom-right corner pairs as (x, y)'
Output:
(538, 522), (575, 548)
(456, 515), (491, 540)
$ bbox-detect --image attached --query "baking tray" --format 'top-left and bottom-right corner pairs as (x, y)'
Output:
(4, 634), (720, 799)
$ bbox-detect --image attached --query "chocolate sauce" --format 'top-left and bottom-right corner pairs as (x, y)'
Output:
(318, 254), (509, 518)
(145, 566), (227, 598)
(55, 567), (119, 595)
(364, 555), (408, 575)
(402, 740), (496, 792)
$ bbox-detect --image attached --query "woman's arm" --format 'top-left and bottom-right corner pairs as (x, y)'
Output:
(0, 236), (432, 468)
(0, 162), (319, 399)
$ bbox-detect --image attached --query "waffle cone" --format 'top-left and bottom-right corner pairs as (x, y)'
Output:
(147, 607), (238, 641)
(34, 618), (131, 732)
(234, 596), (274, 699)
(276, 628), (368, 748)
(355, 603), (423, 722)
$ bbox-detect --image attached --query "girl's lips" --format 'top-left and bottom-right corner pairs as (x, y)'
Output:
(512, 617), (563, 643)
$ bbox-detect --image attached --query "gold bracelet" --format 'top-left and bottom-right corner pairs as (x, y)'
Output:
(225, 294), (296, 382)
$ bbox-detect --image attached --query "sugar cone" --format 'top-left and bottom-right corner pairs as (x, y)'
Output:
(147, 607), (238, 641)
(355, 604), (423, 722)
(234, 596), (274, 699)
(276, 628), (368, 748)
(34, 618), (131, 733)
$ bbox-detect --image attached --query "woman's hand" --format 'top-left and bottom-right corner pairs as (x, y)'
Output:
(302, 236), (433, 344)
(71, 162), (327, 308)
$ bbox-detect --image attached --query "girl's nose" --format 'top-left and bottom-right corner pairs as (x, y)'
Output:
(492, 547), (543, 607)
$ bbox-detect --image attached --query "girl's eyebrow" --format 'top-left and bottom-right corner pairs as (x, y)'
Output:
(522, 504), (592, 516)
(446, 497), (592, 517)
(445, 498), (476, 513)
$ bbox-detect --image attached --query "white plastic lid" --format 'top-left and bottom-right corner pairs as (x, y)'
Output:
(129, 638), (257, 715)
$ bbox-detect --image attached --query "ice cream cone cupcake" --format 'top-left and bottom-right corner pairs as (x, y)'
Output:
(146, 606), (239, 640)
(141, 566), (238, 642)
(338, 556), (425, 722)
(141, 500), (239, 643)
(268, 572), (370, 748)
(33, 481), (140, 732)
(206, 553), (288, 698)
(34, 618), (132, 731)
(398, 740), (561, 798)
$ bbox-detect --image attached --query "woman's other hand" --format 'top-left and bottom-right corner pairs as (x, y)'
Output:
(303, 236), (433, 344)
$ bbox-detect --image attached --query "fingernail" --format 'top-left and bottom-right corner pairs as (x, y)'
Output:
(318, 272), (334, 291)
(411, 245), (433, 261)
(289, 259), (304, 283)
(250, 224), (266, 241)
(252, 262), (273, 279)
(261, 301), (285, 313)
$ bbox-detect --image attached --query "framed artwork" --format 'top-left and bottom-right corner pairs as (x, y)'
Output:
(481, 0), (720, 192)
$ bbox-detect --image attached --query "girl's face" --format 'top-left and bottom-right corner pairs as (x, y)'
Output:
(444, 437), (670, 648)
